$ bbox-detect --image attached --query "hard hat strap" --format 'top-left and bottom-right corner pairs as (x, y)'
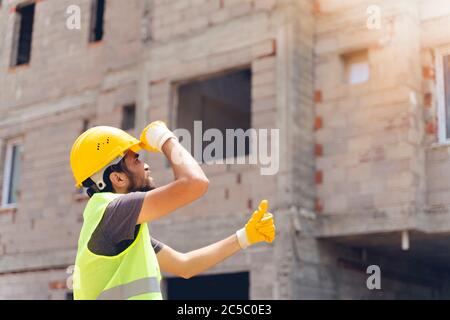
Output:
(90, 156), (123, 191)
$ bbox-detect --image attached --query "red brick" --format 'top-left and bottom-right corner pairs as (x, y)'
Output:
(315, 171), (323, 184)
(422, 66), (435, 80)
(424, 93), (432, 108)
(315, 198), (323, 213)
(49, 280), (67, 290)
(425, 121), (436, 135)
(312, 0), (320, 14)
(315, 90), (322, 103)
(314, 117), (323, 131)
(315, 144), (323, 157)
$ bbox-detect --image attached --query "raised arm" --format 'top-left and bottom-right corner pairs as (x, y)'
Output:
(136, 121), (209, 224)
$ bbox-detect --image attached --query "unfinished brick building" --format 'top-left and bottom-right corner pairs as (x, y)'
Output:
(2, 0), (450, 299)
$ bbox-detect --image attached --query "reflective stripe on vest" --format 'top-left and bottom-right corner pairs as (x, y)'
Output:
(97, 277), (161, 300)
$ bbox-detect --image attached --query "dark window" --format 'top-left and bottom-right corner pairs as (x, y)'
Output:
(177, 69), (252, 161)
(82, 119), (90, 132)
(12, 3), (35, 66)
(121, 104), (136, 131)
(5, 143), (23, 205)
(89, 0), (105, 42)
(65, 292), (74, 300)
(8, 145), (22, 203)
(166, 272), (249, 300)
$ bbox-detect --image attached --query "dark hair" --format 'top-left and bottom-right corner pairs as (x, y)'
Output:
(82, 157), (127, 197)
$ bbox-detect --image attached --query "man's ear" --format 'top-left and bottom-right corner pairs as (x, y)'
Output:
(109, 171), (127, 188)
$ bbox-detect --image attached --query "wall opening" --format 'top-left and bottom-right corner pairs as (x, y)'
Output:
(341, 49), (370, 85)
(1, 140), (23, 207)
(176, 69), (252, 162)
(121, 104), (136, 131)
(89, 0), (105, 42)
(12, 3), (35, 66)
(165, 272), (249, 300)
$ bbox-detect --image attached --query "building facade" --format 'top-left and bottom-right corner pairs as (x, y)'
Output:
(1, 0), (450, 299)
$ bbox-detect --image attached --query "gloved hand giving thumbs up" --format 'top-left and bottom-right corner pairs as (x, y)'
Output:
(236, 200), (276, 249)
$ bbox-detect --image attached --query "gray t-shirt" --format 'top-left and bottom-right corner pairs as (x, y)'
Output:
(88, 192), (164, 256)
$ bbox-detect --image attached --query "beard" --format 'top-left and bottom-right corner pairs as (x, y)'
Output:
(139, 177), (156, 192)
(127, 173), (156, 193)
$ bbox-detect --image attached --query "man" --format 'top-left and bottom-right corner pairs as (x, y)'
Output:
(69, 121), (276, 300)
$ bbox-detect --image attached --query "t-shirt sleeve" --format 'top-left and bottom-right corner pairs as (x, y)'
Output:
(151, 237), (165, 254)
(101, 192), (147, 245)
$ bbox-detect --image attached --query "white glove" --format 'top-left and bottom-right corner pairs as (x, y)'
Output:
(140, 121), (177, 152)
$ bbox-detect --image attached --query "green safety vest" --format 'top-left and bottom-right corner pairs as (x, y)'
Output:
(73, 192), (163, 300)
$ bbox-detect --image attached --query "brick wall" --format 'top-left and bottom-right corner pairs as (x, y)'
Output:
(2, 0), (450, 300)
(315, 0), (423, 219)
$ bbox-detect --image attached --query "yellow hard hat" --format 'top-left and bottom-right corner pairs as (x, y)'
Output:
(70, 126), (143, 189)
